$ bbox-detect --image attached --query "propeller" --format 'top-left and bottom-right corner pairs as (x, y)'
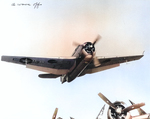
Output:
(122, 102), (145, 113)
(93, 56), (101, 67)
(129, 100), (146, 115)
(72, 41), (81, 47)
(98, 93), (145, 115)
(72, 35), (101, 67)
(98, 93), (116, 109)
(93, 35), (101, 45)
(72, 35), (101, 47)
(92, 35), (101, 67)
(52, 108), (58, 119)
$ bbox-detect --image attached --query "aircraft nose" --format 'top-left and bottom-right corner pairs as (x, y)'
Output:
(83, 42), (95, 55)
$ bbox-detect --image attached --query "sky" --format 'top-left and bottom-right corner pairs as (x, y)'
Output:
(0, 0), (150, 119)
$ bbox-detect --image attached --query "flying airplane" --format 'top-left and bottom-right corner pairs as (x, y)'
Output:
(52, 108), (74, 119)
(129, 100), (150, 119)
(1, 35), (143, 83)
(98, 92), (145, 119)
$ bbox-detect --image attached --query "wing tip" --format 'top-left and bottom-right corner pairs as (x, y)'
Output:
(1, 55), (9, 61)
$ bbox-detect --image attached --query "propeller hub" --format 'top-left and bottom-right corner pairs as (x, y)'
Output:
(116, 107), (123, 114)
(83, 42), (95, 55)
(108, 102), (126, 119)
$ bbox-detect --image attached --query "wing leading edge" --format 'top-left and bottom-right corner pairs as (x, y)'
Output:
(1, 56), (76, 75)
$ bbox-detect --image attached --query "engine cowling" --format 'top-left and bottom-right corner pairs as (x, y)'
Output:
(83, 42), (95, 55)
(107, 101), (126, 119)
(98, 92), (145, 119)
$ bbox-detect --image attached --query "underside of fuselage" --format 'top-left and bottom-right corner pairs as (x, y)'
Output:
(60, 56), (91, 83)
(60, 42), (95, 83)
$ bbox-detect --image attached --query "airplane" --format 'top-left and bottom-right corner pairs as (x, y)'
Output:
(52, 108), (74, 119)
(129, 100), (150, 119)
(1, 35), (144, 83)
(98, 92), (145, 119)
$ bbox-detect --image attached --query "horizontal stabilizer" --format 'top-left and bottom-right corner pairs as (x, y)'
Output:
(38, 74), (61, 78)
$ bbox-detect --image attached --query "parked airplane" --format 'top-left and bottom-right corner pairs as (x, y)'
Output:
(1, 35), (143, 83)
(98, 93), (145, 119)
(129, 100), (150, 119)
(52, 108), (74, 119)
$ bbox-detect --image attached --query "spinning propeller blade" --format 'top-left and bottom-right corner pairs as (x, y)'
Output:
(93, 57), (101, 67)
(73, 34), (101, 46)
(93, 35), (101, 67)
(98, 93), (116, 110)
(93, 35), (101, 45)
(129, 100), (146, 115)
(52, 108), (58, 119)
(72, 41), (81, 46)
(122, 102), (145, 113)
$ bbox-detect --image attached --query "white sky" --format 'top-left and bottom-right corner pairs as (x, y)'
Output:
(0, 0), (150, 119)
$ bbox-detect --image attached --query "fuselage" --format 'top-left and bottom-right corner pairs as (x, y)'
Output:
(60, 42), (95, 83)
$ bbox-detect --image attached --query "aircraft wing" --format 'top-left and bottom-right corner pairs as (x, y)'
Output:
(1, 56), (76, 75)
(80, 55), (143, 76)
